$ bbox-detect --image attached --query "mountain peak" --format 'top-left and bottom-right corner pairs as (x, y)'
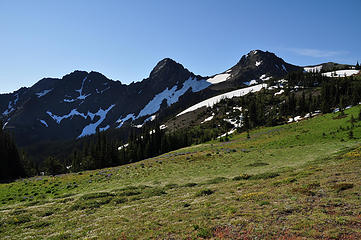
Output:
(150, 58), (184, 78)
(248, 49), (263, 55)
(237, 50), (282, 66)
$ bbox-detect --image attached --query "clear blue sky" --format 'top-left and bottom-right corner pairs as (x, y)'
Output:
(1, 0), (360, 93)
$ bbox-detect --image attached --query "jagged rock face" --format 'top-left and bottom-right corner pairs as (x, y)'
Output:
(0, 50), (302, 146)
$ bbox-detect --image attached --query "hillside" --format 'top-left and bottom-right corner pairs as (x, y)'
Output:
(1, 105), (360, 239)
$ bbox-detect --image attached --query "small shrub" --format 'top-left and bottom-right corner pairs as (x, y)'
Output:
(23, 200), (41, 207)
(164, 183), (178, 189)
(258, 200), (270, 206)
(116, 190), (141, 197)
(273, 177), (297, 186)
(197, 227), (212, 238)
(38, 210), (54, 217)
(113, 197), (128, 204)
(233, 174), (252, 181)
(7, 215), (31, 225)
(242, 191), (265, 200)
(249, 172), (279, 180)
(292, 187), (315, 196)
(333, 182), (354, 192)
(11, 209), (27, 216)
(54, 193), (75, 199)
(183, 182), (197, 187)
(143, 188), (166, 198)
(196, 189), (214, 197)
(26, 221), (51, 229)
(183, 203), (191, 208)
(306, 182), (320, 189)
(71, 196), (113, 210)
(206, 177), (227, 184)
(80, 192), (114, 200)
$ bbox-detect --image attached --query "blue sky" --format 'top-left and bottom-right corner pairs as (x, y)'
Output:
(1, 0), (360, 93)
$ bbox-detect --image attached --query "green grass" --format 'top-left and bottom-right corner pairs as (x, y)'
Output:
(0, 106), (361, 239)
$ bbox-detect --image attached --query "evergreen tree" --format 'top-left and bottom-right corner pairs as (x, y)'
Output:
(0, 122), (26, 181)
(42, 156), (64, 175)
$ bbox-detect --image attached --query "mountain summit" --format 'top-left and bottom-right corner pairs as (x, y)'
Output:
(225, 50), (300, 86)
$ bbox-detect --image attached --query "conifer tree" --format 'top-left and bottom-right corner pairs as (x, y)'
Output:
(0, 122), (26, 181)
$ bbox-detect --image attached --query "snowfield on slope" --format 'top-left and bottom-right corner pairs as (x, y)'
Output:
(304, 65), (323, 72)
(177, 84), (267, 116)
(64, 76), (91, 102)
(116, 113), (135, 128)
(78, 104), (115, 138)
(46, 104), (115, 138)
(322, 70), (359, 77)
(137, 77), (211, 118)
(2, 93), (19, 116)
(206, 73), (231, 84)
(36, 89), (53, 98)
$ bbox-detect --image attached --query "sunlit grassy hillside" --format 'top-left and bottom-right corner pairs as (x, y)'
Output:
(1, 106), (361, 239)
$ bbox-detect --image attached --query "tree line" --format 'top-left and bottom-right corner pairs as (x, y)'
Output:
(2, 71), (361, 180)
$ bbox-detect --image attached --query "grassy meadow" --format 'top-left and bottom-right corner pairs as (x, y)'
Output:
(0, 106), (361, 239)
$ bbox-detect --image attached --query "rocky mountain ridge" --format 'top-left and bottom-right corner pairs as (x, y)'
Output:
(0, 50), (306, 146)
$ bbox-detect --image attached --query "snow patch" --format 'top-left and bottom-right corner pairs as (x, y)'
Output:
(244, 80), (258, 86)
(282, 64), (288, 72)
(116, 114), (135, 128)
(201, 115), (214, 124)
(322, 70), (359, 78)
(206, 73), (231, 84)
(75, 76), (90, 99)
(260, 74), (271, 81)
(304, 65), (322, 73)
(288, 111), (321, 123)
(118, 143), (129, 151)
(63, 99), (76, 103)
(99, 125), (110, 131)
(177, 84), (267, 116)
(144, 115), (156, 123)
(64, 75), (92, 102)
(2, 94), (19, 116)
(255, 61), (262, 67)
(40, 120), (48, 127)
(274, 89), (284, 96)
(96, 86), (110, 94)
(36, 89), (53, 98)
(218, 129), (237, 138)
(78, 104), (115, 138)
(137, 77), (210, 118)
(224, 118), (242, 128)
(47, 109), (88, 124)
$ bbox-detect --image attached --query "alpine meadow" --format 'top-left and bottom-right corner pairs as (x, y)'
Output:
(1, 1), (360, 239)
